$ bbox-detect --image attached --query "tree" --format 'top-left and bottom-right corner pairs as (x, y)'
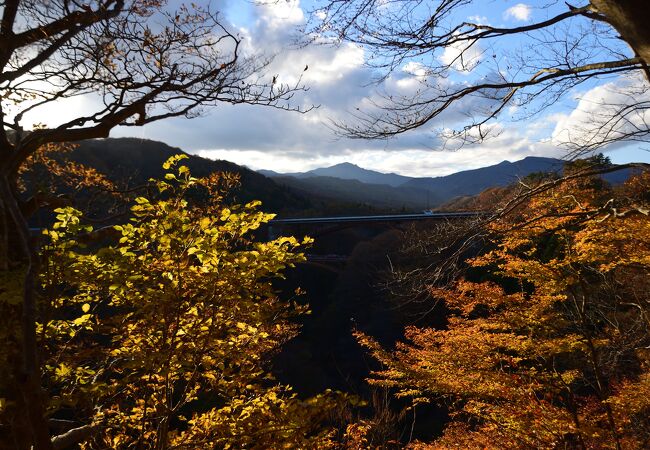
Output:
(311, 0), (650, 154)
(0, 1), (304, 446)
(356, 168), (650, 448)
(1, 155), (346, 448)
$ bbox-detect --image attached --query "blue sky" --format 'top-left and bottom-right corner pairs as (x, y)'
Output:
(29, 1), (650, 176)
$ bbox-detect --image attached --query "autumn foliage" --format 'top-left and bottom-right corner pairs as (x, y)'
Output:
(1, 155), (345, 448)
(2, 149), (649, 449)
(357, 167), (650, 448)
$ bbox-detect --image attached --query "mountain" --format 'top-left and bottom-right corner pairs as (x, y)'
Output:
(401, 157), (565, 200)
(271, 175), (440, 210)
(263, 156), (636, 210)
(64, 138), (392, 217)
(260, 162), (411, 187)
(263, 156), (569, 208)
(68, 138), (311, 214)
(309, 163), (411, 187)
(65, 141), (634, 216)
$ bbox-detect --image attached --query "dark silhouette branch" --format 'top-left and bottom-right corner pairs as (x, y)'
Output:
(312, 0), (650, 153)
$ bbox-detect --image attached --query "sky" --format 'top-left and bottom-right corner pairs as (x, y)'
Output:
(28, 0), (650, 177)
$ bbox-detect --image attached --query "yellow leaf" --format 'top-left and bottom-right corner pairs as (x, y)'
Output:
(199, 217), (211, 229)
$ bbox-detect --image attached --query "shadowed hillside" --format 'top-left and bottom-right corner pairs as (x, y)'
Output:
(69, 138), (310, 214)
(272, 175), (441, 210)
(65, 138), (392, 217)
(400, 157), (565, 198)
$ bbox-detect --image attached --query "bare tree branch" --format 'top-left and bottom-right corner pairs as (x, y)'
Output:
(51, 424), (101, 450)
(310, 0), (650, 154)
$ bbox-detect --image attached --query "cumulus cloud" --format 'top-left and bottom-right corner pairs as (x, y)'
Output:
(439, 39), (483, 72)
(504, 3), (531, 22)
(467, 15), (489, 25)
(29, 0), (649, 178)
(192, 111), (566, 178)
(129, 2), (649, 173)
(257, 0), (304, 27)
(552, 73), (650, 152)
(402, 62), (427, 78)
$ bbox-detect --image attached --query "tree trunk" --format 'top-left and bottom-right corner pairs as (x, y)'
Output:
(0, 199), (8, 271)
(591, 0), (650, 78)
(0, 173), (53, 450)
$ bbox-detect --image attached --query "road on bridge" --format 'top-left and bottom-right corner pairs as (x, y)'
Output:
(266, 211), (485, 269)
(268, 211), (483, 226)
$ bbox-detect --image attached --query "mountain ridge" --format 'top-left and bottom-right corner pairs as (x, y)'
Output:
(260, 162), (411, 187)
(261, 155), (633, 209)
(69, 137), (310, 214)
(401, 156), (566, 200)
(63, 139), (632, 214)
(62, 138), (393, 217)
(262, 156), (567, 205)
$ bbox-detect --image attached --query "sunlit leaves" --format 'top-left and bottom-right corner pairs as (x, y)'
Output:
(34, 156), (341, 448)
(360, 169), (650, 448)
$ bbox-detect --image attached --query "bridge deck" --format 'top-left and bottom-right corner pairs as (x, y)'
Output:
(269, 211), (483, 225)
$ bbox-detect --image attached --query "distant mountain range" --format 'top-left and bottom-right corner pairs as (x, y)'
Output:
(260, 157), (634, 210)
(262, 157), (552, 208)
(59, 138), (633, 214)
(62, 138), (386, 217)
(401, 157), (565, 200)
(260, 162), (411, 187)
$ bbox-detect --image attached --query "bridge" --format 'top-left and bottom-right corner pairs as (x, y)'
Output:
(269, 211), (481, 226)
(266, 211), (483, 240)
(266, 211), (484, 273)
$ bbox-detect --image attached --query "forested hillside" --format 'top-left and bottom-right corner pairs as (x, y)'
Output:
(264, 156), (634, 210)
(270, 175), (439, 210)
(69, 138), (311, 214)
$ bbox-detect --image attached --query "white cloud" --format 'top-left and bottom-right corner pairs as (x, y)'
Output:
(292, 42), (364, 85)
(256, 0), (304, 28)
(17, 89), (103, 129)
(504, 3), (532, 22)
(552, 73), (650, 152)
(467, 15), (489, 25)
(402, 62), (427, 78)
(194, 116), (565, 178)
(31, 0), (650, 180)
(125, 3), (650, 174)
(439, 39), (483, 72)
(197, 139), (559, 178)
